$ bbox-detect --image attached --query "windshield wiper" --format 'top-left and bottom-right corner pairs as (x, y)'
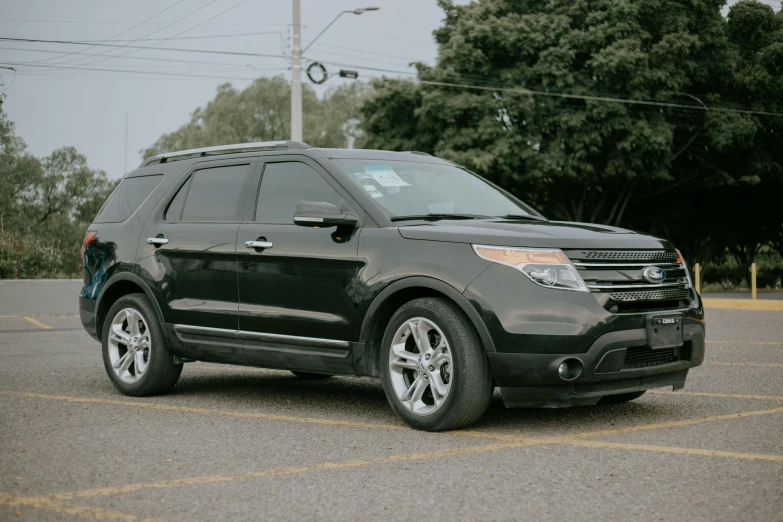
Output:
(497, 214), (547, 221)
(390, 213), (487, 222)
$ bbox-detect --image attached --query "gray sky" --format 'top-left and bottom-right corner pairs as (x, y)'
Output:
(0, 0), (447, 179)
(1, 0), (779, 179)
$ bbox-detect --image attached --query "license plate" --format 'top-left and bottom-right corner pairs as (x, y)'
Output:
(647, 315), (683, 349)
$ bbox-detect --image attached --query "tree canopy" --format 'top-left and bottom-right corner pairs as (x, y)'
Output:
(142, 76), (369, 159)
(359, 0), (783, 270)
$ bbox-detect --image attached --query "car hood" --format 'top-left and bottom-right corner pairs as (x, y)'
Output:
(396, 219), (673, 250)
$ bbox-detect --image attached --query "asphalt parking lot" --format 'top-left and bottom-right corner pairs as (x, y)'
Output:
(1, 281), (782, 521)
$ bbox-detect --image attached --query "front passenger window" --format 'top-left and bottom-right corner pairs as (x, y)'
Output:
(178, 165), (250, 222)
(255, 162), (343, 223)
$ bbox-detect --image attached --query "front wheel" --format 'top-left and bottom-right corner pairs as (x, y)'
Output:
(101, 293), (182, 396)
(380, 298), (493, 431)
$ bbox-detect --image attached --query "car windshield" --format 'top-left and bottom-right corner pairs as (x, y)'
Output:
(332, 159), (539, 220)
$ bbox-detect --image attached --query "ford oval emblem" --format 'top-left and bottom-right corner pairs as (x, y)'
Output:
(642, 266), (666, 284)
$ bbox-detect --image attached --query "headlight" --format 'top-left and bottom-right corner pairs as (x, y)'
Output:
(472, 245), (588, 292)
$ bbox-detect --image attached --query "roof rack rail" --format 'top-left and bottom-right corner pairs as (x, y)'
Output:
(406, 151), (433, 156)
(140, 140), (311, 167)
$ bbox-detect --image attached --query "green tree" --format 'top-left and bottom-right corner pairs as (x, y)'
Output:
(0, 107), (114, 278)
(142, 76), (370, 159)
(0, 109), (43, 236)
(359, 0), (756, 226)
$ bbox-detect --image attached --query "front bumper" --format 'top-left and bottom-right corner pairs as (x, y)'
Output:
(489, 324), (704, 407)
(464, 263), (706, 407)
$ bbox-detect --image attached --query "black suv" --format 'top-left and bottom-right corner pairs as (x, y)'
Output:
(79, 141), (705, 431)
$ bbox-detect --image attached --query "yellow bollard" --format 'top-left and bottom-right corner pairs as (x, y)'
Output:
(693, 263), (701, 295)
(750, 263), (757, 300)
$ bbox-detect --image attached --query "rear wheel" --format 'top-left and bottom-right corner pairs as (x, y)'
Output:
(380, 297), (493, 431)
(290, 371), (332, 380)
(598, 391), (646, 405)
(101, 293), (182, 396)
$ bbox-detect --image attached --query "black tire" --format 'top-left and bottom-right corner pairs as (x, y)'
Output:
(101, 293), (182, 396)
(290, 371), (332, 380)
(598, 391), (646, 405)
(380, 297), (493, 431)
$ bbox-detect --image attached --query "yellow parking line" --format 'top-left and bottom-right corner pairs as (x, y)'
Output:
(707, 362), (783, 368)
(0, 491), (161, 522)
(650, 390), (783, 401)
(47, 441), (536, 502)
(7, 391), (783, 507)
(568, 405), (783, 439)
(560, 440), (783, 462)
(0, 391), (409, 433)
(21, 316), (53, 330)
(32, 437), (783, 506)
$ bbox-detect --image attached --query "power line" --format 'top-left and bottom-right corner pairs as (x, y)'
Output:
(28, 0), (187, 66)
(0, 17), (285, 27)
(72, 31), (281, 43)
(7, 62), (264, 81)
(64, 0), (222, 67)
(417, 80), (783, 118)
(304, 58), (783, 118)
(0, 45), (261, 68)
(0, 37), (283, 58)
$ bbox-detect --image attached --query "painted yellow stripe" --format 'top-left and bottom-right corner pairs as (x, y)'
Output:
(568, 405), (783, 439)
(560, 439), (783, 462)
(703, 298), (783, 311)
(6, 392), (783, 506)
(48, 441), (536, 502)
(707, 362), (783, 368)
(0, 491), (162, 522)
(34, 437), (783, 506)
(0, 391), (410, 432)
(21, 316), (52, 330)
(649, 390), (783, 401)
(708, 340), (783, 346)
(0, 313), (77, 319)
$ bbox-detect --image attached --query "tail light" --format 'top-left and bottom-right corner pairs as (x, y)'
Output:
(82, 231), (97, 258)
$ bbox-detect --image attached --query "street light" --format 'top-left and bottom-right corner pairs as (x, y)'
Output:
(302, 7), (380, 54)
(290, 4), (379, 141)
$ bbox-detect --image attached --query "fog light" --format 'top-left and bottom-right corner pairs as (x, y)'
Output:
(557, 358), (583, 381)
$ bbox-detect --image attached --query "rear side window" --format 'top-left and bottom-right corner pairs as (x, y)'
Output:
(180, 165), (250, 222)
(94, 174), (162, 223)
(255, 162), (343, 223)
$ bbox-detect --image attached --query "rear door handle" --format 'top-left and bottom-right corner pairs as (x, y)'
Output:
(245, 240), (273, 249)
(147, 237), (169, 246)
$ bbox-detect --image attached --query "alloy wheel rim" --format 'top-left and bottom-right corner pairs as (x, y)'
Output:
(389, 317), (453, 416)
(107, 308), (151, 384)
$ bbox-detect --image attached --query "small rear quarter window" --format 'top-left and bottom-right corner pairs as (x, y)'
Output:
(94, 174), (162, 223)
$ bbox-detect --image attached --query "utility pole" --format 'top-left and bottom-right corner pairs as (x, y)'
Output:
(290, 0), (302, 141)
(124, 114), (128, 173)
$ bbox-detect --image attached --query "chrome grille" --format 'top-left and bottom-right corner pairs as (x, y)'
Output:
(608, 289), (690, 302)
(572, 250), (678, 261)
(565, 249), (691, 311)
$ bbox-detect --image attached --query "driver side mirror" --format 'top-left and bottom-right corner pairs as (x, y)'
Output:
(293, 200), (358, 228)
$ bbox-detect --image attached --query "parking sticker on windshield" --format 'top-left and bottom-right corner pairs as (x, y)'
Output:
(363, 165), (410, 187)
(362, 184), (384, 198)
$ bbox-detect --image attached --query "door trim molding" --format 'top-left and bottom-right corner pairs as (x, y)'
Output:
(173, 324), (349, 348)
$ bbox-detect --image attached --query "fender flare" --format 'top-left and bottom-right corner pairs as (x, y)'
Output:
(359, 276), (496, 354)
(95, 271), (166, 333)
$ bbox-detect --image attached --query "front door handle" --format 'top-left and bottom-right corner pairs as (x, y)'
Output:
(245, 240), (273, 249)
(147, 237), (169, 246)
